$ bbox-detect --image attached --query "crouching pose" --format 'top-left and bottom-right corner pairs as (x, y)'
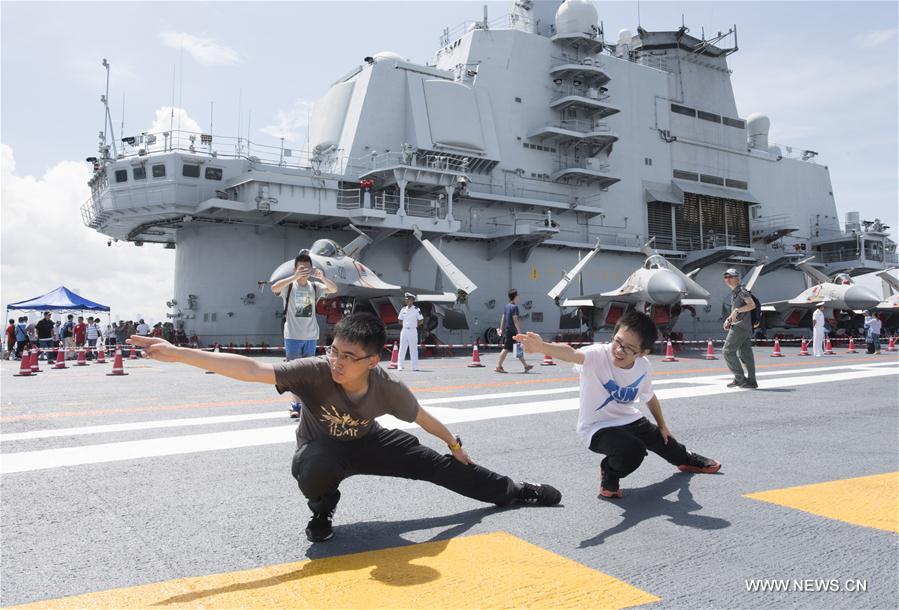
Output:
(516, 310), (720, 499)
(130, 313), (561, 542)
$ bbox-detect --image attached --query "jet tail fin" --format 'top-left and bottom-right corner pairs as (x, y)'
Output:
(412, 226), (477, 297)
(343, 224), (373, 259)
(794, 256), (831, 285)
(876, 268), (899, 298)
(548, 240), (601, 304)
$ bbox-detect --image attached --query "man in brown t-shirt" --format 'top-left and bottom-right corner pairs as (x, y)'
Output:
(130, 313), (561, 542)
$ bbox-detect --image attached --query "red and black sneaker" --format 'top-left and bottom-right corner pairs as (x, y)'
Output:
(598, 468), (623, 499)
(678, 452), (721, 474)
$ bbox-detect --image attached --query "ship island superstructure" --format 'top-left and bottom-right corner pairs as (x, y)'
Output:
(81, 0), (897, 345)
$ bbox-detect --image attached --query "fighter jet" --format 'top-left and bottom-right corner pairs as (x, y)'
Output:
(264, 225), (477, 336)
(759, 257), (881, 330)
(549, 239), (712, 334)
(873, 268), (899, 331)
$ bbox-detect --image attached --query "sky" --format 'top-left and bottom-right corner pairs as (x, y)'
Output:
(1, 0), (897, 323)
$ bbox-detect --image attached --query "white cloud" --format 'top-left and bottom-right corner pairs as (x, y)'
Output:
(260, 99), (314, 143)
(147, 106), (204, 135)
(1, 144), (174, 324)
(855, 27), (897, 49)
(159, 31), (241, 66)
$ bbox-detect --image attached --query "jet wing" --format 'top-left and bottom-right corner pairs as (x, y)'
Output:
(414, 293), (458, 303)
(744, 262), (766, 291)
(763, 298), (830, 312)
(561, 298), (597, 307)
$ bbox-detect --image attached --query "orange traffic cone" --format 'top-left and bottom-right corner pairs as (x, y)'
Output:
(96, 344), (107, 364)
(54, 346), (69, 369)
(770, 338), (784, 357)
(824, 337), (835, 355)
(541, 352), (556, 366)
(705, 339), (717, 360)
(846, 336), (857, 353)
(13, 353), (33, 376)
(468, 341), (486, 367)
(798, 337), (810, 356)
(106, 348), (129, 376)
(75, 347), (89, 366)
(662, 339), (677, 362)
(387, 342), (399, 369)
(128, 346), (138, 360)
(888, 336), (896, 352)
(29, 347), (43, 372)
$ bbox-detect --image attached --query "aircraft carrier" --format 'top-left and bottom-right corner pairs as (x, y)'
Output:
(80, 0), (897, 346)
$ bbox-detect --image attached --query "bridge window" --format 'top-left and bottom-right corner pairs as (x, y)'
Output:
(152, 164), (166, 178)
(204, 167), (223, 180)
(673, 169), (699, 181)
(114, 169), (128, 183)
(670, 104), (695, 117)
(722, 116), (745, 129)
(700, 174), (724, 186)
(182, 164), (200, 178)
(725, 178), (748, 190)
(697, 110), (721, 123)
(133, 167), (146, 180)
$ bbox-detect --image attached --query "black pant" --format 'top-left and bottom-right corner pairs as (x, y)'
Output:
(589, 417), (691, 481)
(291, 427), (517, 515)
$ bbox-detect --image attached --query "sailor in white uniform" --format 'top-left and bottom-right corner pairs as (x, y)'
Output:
(397, 293), (423, 371)
(812, 301), (826, 357)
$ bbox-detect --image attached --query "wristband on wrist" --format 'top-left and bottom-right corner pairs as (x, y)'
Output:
(447, 435), (462, 452)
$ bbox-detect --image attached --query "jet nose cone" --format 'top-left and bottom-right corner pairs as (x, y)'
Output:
(647, 271), (686, 304)
(843, 286), (881, 311)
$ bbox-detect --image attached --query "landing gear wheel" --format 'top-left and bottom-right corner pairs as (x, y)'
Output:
(484, 327), (500, 345)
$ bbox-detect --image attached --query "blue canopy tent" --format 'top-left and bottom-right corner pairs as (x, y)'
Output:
(6, 286), (111, 315)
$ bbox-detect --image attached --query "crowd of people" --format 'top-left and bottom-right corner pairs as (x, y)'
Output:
(4, 316), (192, 362)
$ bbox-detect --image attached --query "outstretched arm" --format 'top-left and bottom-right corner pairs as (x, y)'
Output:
(128, 335), (275, 384)
(415, 406), (472, 465)
(513, 332), (585, 364)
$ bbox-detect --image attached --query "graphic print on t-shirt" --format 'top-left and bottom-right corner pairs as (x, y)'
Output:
(318, 405), (371, 438)
(598, 374), (647, 410)
(293, 285), (314, 318)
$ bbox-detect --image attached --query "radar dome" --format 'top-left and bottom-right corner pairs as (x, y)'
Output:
(555, 0), (598, 36)
(373, 51), (405, 62)
(746, 113), (770, 150)
(618, 29), (633, 43)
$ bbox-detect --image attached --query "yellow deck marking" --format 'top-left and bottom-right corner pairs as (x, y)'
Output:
(744, 472), (899, 533)
(13, 532), (658, 609)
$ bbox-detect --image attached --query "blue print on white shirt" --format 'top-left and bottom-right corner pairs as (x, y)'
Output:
(597, 374), (646, 410)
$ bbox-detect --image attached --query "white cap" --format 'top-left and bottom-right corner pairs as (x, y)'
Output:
(723, 268), (740, 278)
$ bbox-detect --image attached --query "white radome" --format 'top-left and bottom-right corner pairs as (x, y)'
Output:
(555, 0), (598, 36)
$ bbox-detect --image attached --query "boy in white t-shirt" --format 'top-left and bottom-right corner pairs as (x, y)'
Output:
(516, 310), (720, 498)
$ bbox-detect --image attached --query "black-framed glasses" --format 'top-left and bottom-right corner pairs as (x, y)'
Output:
(324, 345), (376, 363)
(611, 336), (640, 357)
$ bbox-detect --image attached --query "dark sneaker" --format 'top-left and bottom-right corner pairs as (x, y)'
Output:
(524, 364), (534, 373)
(516, 482), (562, 506)
(678, 452), (721, 474)
(599, 468), (622, 499)
(305, 512), (334, 542)
(726, 379), (745, 388)
(740, 379), (758, 389)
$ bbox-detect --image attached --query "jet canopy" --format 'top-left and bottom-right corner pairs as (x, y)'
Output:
(643, 255), (672, 271)
(833, 273), (853, 285)
(310, 239), (344, 258)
